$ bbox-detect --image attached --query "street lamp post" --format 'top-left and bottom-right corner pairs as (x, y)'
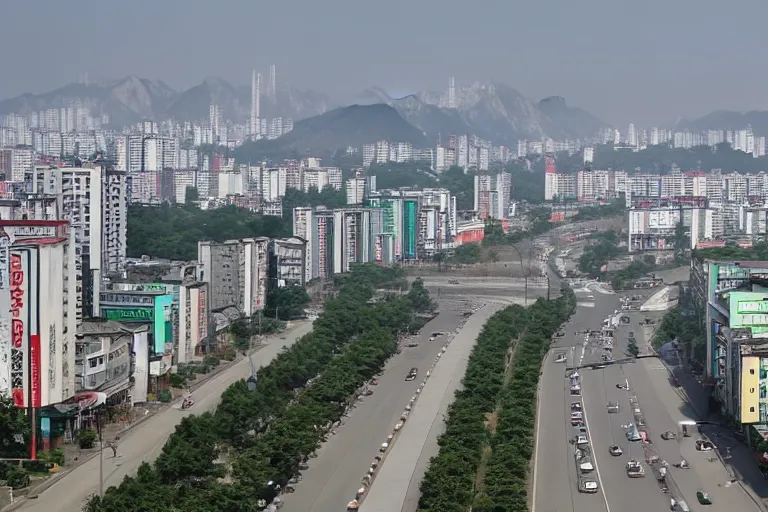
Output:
(509, 244), (528, 306)
(98, 408), (104, 499)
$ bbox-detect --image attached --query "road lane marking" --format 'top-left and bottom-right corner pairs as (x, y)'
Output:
(580, 384), (612, 512)
(531, 352), (547, 512)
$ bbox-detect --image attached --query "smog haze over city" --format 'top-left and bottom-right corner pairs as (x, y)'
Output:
(1, 0), (767, 125)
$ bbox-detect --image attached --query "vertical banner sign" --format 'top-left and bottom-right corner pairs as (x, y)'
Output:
(0, 231), (10, 290)
(30, 334), (41, 408)
(9, 252), (27, 407)
(0, 232), (10, 396)
(27, 249), (39, 406)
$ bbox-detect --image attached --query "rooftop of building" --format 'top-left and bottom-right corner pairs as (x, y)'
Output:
(77, 318), (135, 336)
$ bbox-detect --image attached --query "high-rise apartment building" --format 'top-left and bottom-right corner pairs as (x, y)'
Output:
(42, 166), (127, 319)
(0, 220), (78, 408)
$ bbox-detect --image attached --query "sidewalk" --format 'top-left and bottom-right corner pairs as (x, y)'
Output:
(3, 320), (313, 512)
(669, 362), (768, 508)
(643, 310), (768, 510)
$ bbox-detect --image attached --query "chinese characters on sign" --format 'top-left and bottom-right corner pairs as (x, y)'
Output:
(9, 253), (25, 407)
(30, 334), (40, 408)
(0, 232), (9, 290)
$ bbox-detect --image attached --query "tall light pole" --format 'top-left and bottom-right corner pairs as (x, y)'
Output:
(509, 244), (528, 306)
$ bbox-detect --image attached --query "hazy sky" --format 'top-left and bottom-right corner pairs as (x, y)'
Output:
(2, 0), (767, 126)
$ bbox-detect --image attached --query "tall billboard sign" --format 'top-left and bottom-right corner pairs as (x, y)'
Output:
(0, 230), (10, 397)
(9, 249), (39, 408)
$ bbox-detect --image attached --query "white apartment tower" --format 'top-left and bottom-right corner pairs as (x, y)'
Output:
(209, 105), (221, 143)
(269, 64), (276, 98)
(293, 207), (314, 282)
(42, 166), (128, 320)
(448, 77), (457, 109)
(251, 71), (261, 141)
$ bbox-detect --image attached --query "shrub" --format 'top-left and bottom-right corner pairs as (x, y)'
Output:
(42, 447), (65, 466)
(158, 391), (172, 403)
(77, 429), (97, 449)
(169, 373), (185, 389)
(5, 467), (29, 489)
(22, 458), (49, 473)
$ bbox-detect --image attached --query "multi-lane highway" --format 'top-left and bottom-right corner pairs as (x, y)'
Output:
(618, 317), (763, 511)
(18, 322), (316, 512)
(534, 286), (763, 512)
(281, 298), (485, 512)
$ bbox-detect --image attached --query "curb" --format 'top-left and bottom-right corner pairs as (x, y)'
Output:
(1, 327), (306, 511)
(655, 357), (768, 512)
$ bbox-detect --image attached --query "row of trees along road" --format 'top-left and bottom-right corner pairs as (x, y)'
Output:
(418, 285), (576, 512)
(84, 264), (436, 512)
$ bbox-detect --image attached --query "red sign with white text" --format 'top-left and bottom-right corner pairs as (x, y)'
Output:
(30, 334), (40, 408)
(9, 254), (25, 407)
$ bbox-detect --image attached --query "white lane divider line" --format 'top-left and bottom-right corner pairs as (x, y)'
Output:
(580, 382), (613, 512)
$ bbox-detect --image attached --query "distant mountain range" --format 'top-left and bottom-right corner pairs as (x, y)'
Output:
(0, 76), (609, 149)
(0, 76), (334, 127)
(352, 82), (607, 144)
(234, 104), (426, 160)
(676, 110), (768, 136)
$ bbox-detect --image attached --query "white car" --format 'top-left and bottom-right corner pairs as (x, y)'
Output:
(579, 479), (598, 493)
(574, 435), (589, 446)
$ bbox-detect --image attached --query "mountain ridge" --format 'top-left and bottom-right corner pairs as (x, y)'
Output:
(350, 82), (606, 144)
(0, 76), (335, 127)
(0, 77), (607, 145)
(234, 103), (426, 161)
(676, 110), (768, 135)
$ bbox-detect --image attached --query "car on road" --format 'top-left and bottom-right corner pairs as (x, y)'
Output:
(626, 424), (641, 441)
(570, 411), (584, 425)
(609, 445), (622, 456)
(555, 352), (567, 363)
(573, 434), (589, 446)
(407, 341), (419, 347)
(405, 368), (418, 381)
(626, 459), (645, 478)
(661, 431), (676, 440)
(448, 279), (459, 284)
(429, 336), (436, 341)
(571, 402), (582, 412)
(696, 491), (713, 505)
(555, 331), (565, 337)
(607, 402), (620, 413)
(578, 479), (599, 493)
(570, 385), (581, 395)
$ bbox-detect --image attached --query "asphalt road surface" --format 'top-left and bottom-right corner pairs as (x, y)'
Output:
(616, 313), (762, 511)
(533, 288), (619, 512)
(280, 299), (486, 512)
(19, 321), (315, 512)
(534, 287), (762, 512)
(361, 302), (502, 512)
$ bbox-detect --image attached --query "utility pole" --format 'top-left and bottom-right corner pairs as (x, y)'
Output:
(98, 409), (104, 498)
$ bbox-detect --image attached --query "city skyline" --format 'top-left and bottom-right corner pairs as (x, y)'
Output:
(1, 0), (767, 126)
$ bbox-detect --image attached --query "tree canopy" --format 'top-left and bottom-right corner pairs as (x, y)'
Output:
(551, 142), (768, 174)
(0, 396), (31, 458)
(417, 286), (576, 512)
(84, 264), (436, 512)
(127, 204), (290, 260)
